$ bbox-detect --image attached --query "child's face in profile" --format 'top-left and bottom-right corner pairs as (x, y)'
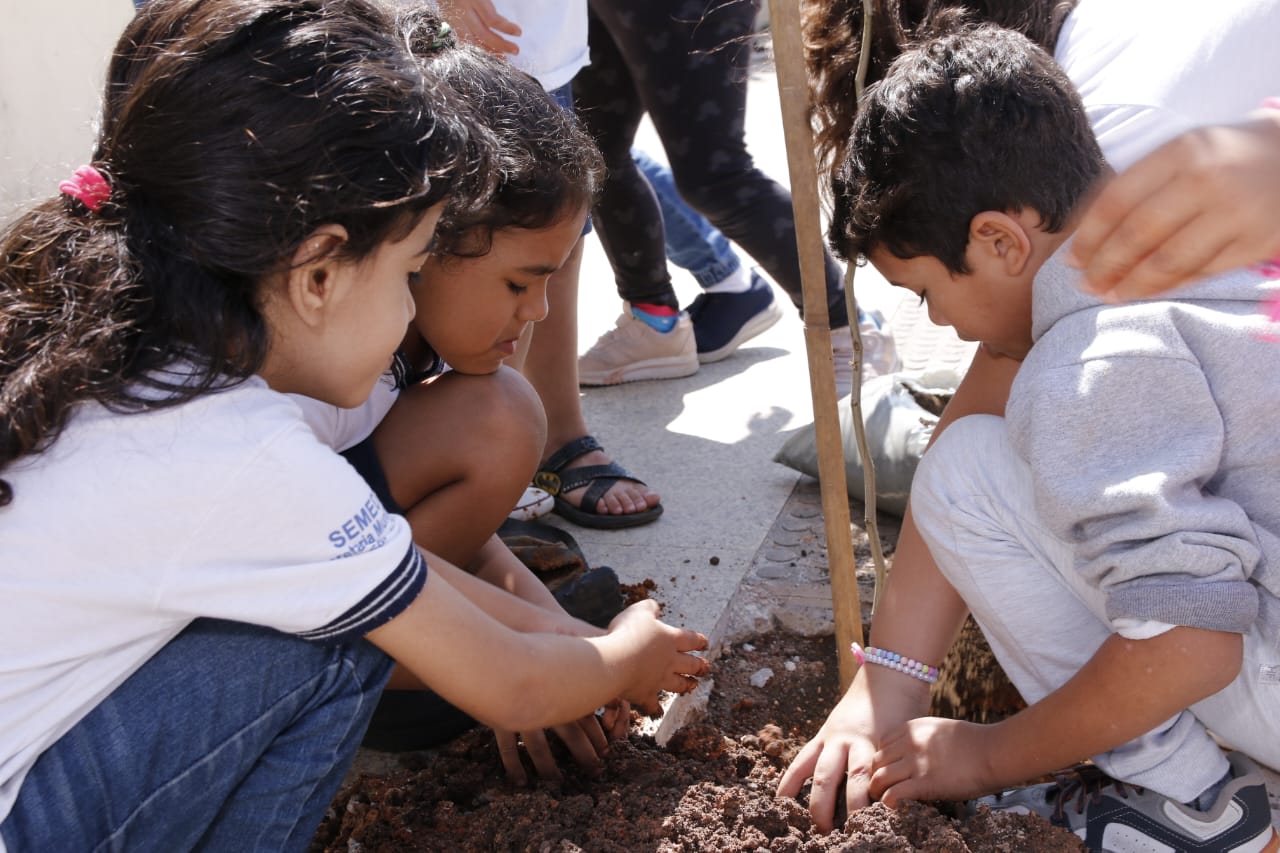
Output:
(296, 207), (441, 407)
(868, 244), (1035, 360)
(411, 206), (588, 375)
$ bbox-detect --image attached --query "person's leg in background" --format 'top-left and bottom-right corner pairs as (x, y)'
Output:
(518, 233), (663, 525)
(512, 83), (663, 525)
(572, 11), (698, 386)
(585, 0), (898, 394)
(633, 148), (783, 363)
(1, 620), (391, 852)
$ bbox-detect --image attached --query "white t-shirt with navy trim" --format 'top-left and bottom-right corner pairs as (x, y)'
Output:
(0, 375), (425, 825)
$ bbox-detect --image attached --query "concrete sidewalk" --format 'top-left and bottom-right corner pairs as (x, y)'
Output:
(562, 46), (908, 653)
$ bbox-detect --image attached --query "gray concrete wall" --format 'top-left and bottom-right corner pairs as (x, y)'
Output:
(0, 0), (134, 222)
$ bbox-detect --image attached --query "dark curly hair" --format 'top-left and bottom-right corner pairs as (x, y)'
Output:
(828, 23), (1105, 272)
(425, 44), (605, 259)
(0, 0), (489, 505)
(802, 0), (1078, 178)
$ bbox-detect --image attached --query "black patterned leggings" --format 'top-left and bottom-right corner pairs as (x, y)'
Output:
(573, 0), (849, 327)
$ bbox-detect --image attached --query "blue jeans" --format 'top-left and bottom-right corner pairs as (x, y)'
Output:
(632, 148), (740, 289)
(1, 619), (392, 852)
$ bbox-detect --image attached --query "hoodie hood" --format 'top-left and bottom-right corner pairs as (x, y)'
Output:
(1032, 242), (1277, 342)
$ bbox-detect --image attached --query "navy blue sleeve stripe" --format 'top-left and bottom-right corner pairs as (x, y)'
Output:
(297, 546), (427, 642)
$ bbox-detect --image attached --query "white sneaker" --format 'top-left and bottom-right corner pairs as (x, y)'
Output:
(578, 307), (699, 386)
(831, 310), (901, 399)
(509, 486), (554, 521)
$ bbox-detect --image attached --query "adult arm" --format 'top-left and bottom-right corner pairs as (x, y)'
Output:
(439, 0), (521, 56)
(1070, 110), (1280, 300)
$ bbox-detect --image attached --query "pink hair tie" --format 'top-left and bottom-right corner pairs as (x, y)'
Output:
(58, 165), (111, 212)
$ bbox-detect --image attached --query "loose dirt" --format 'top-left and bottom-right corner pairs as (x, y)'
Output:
(312, 631), (1081, 852)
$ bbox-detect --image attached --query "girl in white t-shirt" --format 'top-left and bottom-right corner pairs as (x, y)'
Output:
(0, 3), (706, 850)
(326, 37), (643, 784)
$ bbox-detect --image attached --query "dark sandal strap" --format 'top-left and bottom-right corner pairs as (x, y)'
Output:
(576, 462), (647, 510)
(557, 461), (644, 494)
(581, 472), (627, 511)
(540, 435), (603, 474)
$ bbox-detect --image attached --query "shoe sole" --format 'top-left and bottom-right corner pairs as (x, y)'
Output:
(553, 495), (664, 529)
(578, 355), (699, 386)
(697, 299), (785, 364)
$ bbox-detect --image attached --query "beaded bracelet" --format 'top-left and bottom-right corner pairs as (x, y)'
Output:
(851, 642), (939, 684)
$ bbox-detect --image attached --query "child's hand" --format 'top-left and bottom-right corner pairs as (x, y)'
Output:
(495, 712), (611, 785)
(868, 717), (996, 807)
(606, 600), (708, 714)
(598, 698), (632, 741)
(777, 668), (930, 833)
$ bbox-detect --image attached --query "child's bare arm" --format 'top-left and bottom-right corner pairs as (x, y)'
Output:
(778, 505), (969, 832)
(467, 534), (583, 625)
(868, 625), (1243, 805)
(367, 560), (708, 732)
(778, 349), (1019, 832)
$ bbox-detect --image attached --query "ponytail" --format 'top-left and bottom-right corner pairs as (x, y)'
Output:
(0, 0), (482, 504)
(0, 191), (153, 506)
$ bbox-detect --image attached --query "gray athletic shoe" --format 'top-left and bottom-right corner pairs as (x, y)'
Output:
(971, 752), (1279, 853)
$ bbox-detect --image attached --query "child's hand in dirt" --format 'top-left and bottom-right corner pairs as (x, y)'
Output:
(496, 713), (610, 785)
(598, 698), (632, 741)
(868, 716), (996, 806)
(777, 669), (928, 833)
(606, 600), (708, 715)
(495, 698), (633, 784)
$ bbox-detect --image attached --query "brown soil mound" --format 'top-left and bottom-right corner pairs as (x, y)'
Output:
(312, 633), (1081, 852)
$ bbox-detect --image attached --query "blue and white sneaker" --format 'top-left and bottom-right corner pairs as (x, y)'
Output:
(971, 753), (1280, 853)
(686, 271), (784, 363)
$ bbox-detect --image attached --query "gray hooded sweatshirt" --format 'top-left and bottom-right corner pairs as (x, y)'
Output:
(1006, 247), (1280, 646)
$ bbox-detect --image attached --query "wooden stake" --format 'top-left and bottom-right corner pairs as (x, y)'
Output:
(766, 0), (865, 689)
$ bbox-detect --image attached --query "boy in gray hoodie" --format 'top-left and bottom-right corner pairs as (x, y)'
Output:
(822, 22), (1280, 852)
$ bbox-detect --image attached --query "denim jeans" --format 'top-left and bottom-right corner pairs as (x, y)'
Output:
(574, 0), (849, 326)
(1, 619), (392, 853)
(632, 148), (740, 289)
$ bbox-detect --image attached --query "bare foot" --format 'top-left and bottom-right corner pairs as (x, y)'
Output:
(553, 448), (661, 517)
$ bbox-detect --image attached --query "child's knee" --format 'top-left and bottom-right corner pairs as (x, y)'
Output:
(912, 414), (1012, 525)
(478, 366), (547, 456)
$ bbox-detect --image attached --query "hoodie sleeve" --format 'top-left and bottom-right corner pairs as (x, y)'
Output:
(1007, 336), (1261, 635)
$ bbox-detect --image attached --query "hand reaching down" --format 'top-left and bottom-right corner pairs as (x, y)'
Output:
(607, 600), (708, 716)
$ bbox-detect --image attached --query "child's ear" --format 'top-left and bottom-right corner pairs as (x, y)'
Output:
(284, 224), (350, 327)
(968, 211), (1032, 277)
